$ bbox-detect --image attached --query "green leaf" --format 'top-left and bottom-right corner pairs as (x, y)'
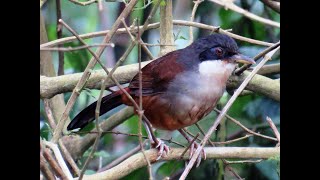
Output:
(160, 0), (166, 6)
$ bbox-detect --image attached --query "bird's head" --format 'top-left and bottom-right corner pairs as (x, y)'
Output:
(194, 33), (255, 65)
(180, 34), (255, 76)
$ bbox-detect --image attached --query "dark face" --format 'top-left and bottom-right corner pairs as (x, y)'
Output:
(199, 46), (237, 62)
(196, 34), (255, 64)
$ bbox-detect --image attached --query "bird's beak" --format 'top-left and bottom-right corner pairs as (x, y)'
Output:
(229, 54), (255, 64)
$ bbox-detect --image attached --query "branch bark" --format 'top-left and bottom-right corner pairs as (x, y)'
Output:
(79, 147), (279, 180)
(40, 61), (279, 101)
(228, 71), (280, 101)
(159, 0), (175, 56)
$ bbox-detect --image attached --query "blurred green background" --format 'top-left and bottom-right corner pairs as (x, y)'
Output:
(40, 0), (280, 179)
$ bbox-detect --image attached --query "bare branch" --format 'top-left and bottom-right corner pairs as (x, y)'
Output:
(40, 43), (115, 52)
(266, 116), (280, 144)
(214, 108), (278, 141)
(208, 0), (280, 27)
(224, 159), (263, 164)
(159, 0), (175, 55)
(260, 0), (280, 13)
(40, 20), (273, 48)
(51, 0), (139, 143)
(82, 147), (279, 180)
(68, 0), (97, 6)
(235, 41), (280, 75)
(58, 140), (81, 176)
(98, 140), (147, 172)
(43, 141), (74, 179)
(40, 152), (55, 180)
(189, 0), (203, 44)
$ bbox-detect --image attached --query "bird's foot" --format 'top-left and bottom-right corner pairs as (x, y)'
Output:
(188, 141), (206, 167)
(151, 138), (170, 160)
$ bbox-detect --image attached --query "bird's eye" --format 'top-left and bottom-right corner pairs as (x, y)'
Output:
(215, 47), (223, 57)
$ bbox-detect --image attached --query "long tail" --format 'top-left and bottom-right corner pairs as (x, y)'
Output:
(67, 91), (123, 131)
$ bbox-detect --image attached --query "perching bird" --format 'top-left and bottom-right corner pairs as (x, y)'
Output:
(67, 33), (255, 164)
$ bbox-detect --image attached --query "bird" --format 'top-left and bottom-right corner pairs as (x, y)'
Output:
(67, 33), (255, 165)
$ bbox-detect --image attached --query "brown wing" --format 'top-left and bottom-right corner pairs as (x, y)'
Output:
(128, 50), (184, 96)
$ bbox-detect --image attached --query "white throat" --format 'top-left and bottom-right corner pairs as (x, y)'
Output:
(198, 60), (236, 76)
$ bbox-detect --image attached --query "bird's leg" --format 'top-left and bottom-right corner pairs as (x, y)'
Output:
(178, 129), (206, 167)
(142, 117), (169, 160)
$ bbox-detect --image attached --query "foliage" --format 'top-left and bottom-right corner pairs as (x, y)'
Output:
(40, 0), (280, 179)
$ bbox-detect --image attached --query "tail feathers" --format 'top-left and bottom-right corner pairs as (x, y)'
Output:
(67, 92), (122, 131)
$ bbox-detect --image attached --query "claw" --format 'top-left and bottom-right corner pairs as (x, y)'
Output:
(151, 138), (170, 160)
(187, 141), (206, 167)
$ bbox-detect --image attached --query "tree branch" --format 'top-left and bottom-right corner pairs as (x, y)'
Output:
(62, 107), (134, 160)
(79, 147), (279, 180)
(208, 0), (280, 27)
(40, 61), (279, 101)
(260, 0), (280, 13)
(40, 20), (273, 48)
(50, 0), (139, 143)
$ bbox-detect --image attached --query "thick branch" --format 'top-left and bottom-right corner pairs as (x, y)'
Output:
(41, 61), (279, 101)
(80, 147), (279, 180)
(228, 71), (280, 101)
(159, 0), (175, 56)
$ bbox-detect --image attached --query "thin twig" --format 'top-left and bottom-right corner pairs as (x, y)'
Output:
(76, 130), (185, 147)
(58, 139), (81, 176)
(51, 0), (139, 143)
(43, 140), (73, 179)
(180, 133), (200, 159)
(208, 0), (280, 28)
(260, 0), (280, 13)
(180, 47), (280, 179)
(137, 19), (153, 180)
(40, 151), (56, 180)
(141, 42), (176, 47)
(173, 20), (274, 46)
(215, 134), (253, 145)
(121, 18), (154, 59)
(235, 41), (280, 75)
(214, 109), (278, 141)
(40, 20), (273, 48)
(40, 43), (115, 52)
(42, 149), (68, 180)
(195, 123), (243, 179)
(56, 0), (64, 75)
(266, 116), (280, 144)
(226, 122), (279, 140)
(98, 0), (103, 11)
(121, 18), (136, 41)
(98, 140), (147, 172)
(68, 0), (97, 6)
(189, 0), (203, 44)
(43, 99), (56, 131)
(224, 159), (263, 164)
